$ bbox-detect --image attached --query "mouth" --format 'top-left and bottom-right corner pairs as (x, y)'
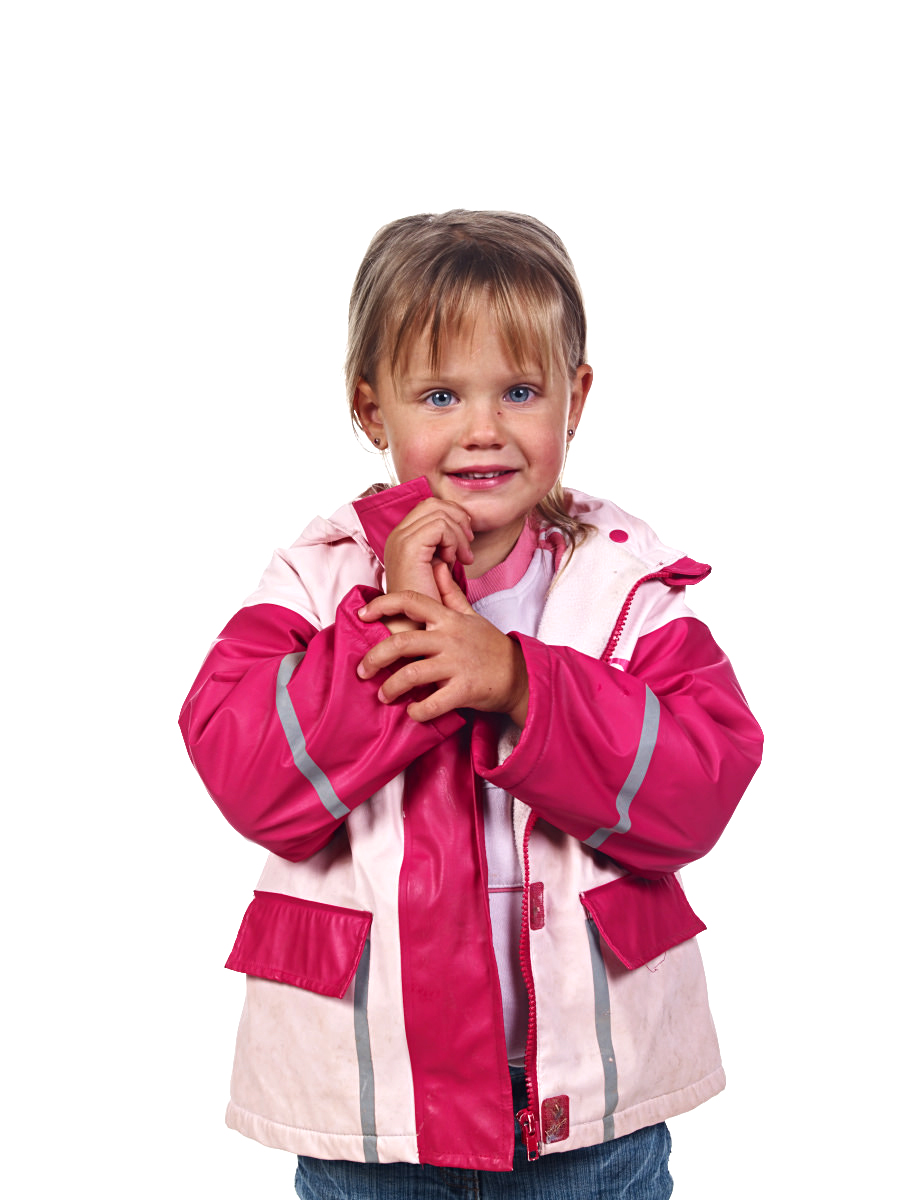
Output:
(446, 468), (518, 491)
(448, 468), (516, 480)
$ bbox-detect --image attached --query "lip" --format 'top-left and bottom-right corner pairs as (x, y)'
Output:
(445, 467), (519, 491)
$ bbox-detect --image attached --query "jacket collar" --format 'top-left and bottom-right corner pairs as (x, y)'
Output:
(351, 477), (433, 565)
(351, 477), (482, 595)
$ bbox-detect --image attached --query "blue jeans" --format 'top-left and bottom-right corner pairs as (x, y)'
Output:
(294, 1069), (673, 1198)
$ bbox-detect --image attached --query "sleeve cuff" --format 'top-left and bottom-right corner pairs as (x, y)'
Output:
(472, 633), (553, 788)
(340, 583), (467, 741)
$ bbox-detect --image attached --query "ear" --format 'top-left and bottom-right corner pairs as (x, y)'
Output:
(354, 379), (387, 449)
(566, 363), (592, 435)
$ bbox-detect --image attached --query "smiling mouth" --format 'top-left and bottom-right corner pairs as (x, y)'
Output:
(449, 470), (515, 479)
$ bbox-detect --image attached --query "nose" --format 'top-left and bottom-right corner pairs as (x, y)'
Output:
(461, 397), (505, 449)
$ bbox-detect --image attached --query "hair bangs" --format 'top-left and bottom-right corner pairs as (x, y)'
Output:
(386, 253), (568, 391)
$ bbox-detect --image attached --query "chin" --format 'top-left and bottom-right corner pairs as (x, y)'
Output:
(470, 511), (526, 536)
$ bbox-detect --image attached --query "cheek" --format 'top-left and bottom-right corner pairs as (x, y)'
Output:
(533, 433), (568, 479)
(388, 428), (443, 481)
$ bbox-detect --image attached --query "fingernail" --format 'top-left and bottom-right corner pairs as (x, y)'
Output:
(357, 662), (367, 678)
(357, 606), (368, 618)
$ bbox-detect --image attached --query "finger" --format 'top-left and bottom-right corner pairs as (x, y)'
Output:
(387, 516), (472, 579)
(396, 501), (474, 548)
(375, 656), (452, 703)
(357, 626), (441, 679)
(415, 513), (473, 565)
(411, 503), (475, 559)
(358, 589), (445, 627)
(405, 682), (464, 723)
(414, 498), (475, 541)
(432, 521), (473, 566)
(433, 562), (475, 614)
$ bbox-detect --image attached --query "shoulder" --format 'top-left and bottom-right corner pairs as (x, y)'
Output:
(537, 490), (709, 660)
(242, 496), (382, 620)
(562, 489), (689, 572)
(294, 502), (369, 550)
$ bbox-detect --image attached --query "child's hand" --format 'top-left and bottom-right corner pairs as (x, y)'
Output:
(383, 498), (475, 603)
(357, 562), (529, 727)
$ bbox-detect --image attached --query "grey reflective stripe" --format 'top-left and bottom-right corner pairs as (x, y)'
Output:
(585, 686), (660, 849)
(275, 652), (349, 819)
(585, 918), (619, 1140)
(353, 936), (378, 1163)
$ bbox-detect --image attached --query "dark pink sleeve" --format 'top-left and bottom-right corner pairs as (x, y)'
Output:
(179, 587), (465, 860)
(472, 616), (762, 878)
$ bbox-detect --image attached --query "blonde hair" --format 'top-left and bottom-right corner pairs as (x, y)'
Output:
(346, 209), (593, 549)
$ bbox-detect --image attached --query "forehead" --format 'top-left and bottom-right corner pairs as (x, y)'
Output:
(389, 289), (561, 384)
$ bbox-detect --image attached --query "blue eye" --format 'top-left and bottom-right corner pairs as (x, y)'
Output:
(426, 391), (456, 408)
(507, 386), (534, 404)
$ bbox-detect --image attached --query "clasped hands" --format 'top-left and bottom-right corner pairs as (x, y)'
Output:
(356, 498), (529, 728)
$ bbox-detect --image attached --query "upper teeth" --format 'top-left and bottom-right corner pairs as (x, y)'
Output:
(461, 471), (503, 478)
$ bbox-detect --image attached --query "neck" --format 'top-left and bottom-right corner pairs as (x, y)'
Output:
(465, 519), (529, 579)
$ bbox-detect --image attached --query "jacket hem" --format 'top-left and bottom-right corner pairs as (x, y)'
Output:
(225, 1101), (421, 1164)
(539, 1066), (726, 1156)
(225, 1066), (724, 1166)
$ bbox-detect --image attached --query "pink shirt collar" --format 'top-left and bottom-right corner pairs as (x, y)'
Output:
(465, 522), (541, 603)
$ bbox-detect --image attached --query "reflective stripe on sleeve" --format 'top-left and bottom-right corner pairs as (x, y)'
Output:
(585, 686), (660, 849)
(275, 651), (350, 820)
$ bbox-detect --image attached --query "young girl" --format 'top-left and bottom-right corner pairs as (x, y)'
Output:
(179, 210), (762, 1198)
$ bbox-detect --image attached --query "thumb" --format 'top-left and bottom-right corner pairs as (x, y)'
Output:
(433, 561), (474, 614)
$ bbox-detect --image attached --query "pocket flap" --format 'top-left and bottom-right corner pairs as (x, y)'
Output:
(580, 874), (706, 969)
(225, 890), (373, 998)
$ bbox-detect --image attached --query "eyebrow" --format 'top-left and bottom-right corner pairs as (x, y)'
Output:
(401, 366), (546, 389)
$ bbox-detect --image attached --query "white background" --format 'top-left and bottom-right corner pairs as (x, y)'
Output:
(3, 2), (897, 1196)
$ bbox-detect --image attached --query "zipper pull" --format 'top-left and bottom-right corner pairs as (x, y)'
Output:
(516, 1108), (541, 1161)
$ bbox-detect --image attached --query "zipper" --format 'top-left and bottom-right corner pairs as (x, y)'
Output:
(602, 561), (710, 667)
(516, 1107), (540, 1161)
(515, 810), (542, 1161)
(601, 571), (669, 663)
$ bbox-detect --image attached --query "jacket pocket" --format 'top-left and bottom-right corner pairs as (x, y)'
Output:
(225, 890), (373, 998)
(580, 874), (706, 970)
